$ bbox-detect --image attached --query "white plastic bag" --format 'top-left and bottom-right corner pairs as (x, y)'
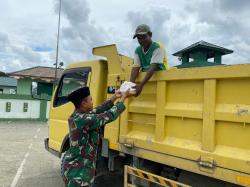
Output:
(119, 81), (136, 94)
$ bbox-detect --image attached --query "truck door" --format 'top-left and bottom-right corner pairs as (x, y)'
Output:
(48, 68), (91, 152)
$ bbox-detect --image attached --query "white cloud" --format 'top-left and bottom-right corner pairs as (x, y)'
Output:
(0, 32), (10, 53)
(0, 0), (249, 73)
(182, 0), (250, 64)
(0, 0), (58, 73)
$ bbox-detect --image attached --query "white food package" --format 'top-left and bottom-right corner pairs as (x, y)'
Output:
(119, 81), (136, 94)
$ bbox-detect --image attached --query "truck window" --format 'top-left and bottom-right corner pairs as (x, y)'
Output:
(53, 68), (91, 107)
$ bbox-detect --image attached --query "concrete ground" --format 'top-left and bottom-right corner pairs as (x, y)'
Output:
(0, 121), (123, 187)
(0, 121), (242, 187)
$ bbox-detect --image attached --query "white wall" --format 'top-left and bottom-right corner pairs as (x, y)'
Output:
(0, 99), (40, 119)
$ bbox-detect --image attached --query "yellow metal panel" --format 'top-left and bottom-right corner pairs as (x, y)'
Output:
(92, 44), (122, 75)
(119, 99), (129, 143)
(117, 63), (250, 179)
(155, 81), (166, 141)
(165, 103), (203, 119)
(135, 64), (250, 81)
(202, 79), (216, 152)
(215, 104), (250, 123)
(166, 80), (204, 103)
(215, 121), (250, 150)
(217, 78), (250, 105)
(49, 102), (73, 151)
(236, 176), (250, 186)
(165, 117), (202, 142)
(104, 124), (119, 146)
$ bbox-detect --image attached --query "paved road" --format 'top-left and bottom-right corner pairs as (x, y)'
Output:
(0, 121), (123, 187)
(0, 121), (64, 187)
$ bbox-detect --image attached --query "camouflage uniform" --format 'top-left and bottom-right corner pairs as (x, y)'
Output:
(62, 100), (125, 187)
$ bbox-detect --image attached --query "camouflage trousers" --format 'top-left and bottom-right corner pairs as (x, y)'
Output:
(66, 181), (93, 187)
(62, 159), (95, 187)
(64, 177), (94, 187)
(63, 170), (95, 187)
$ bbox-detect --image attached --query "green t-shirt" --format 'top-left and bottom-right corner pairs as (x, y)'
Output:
(134, 41), (168, 72)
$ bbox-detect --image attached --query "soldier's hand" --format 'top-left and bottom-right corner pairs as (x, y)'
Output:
(110, 90), (122, 103)
(114, 90), (122, 98)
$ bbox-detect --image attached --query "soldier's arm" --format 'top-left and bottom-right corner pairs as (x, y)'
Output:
(85, 101), (125, 130)
(91, 93), (121, 114)
(91, 100), (114, 114)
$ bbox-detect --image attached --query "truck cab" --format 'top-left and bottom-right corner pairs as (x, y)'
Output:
(44, 44), (133, 158)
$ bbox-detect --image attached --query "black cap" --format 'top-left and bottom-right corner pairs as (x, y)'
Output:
(68, 87), (90, 107)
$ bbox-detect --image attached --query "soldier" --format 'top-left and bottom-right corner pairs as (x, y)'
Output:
(62, 87), (131, 187)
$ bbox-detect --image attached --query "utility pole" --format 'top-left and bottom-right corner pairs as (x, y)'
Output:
(55, 0), (62, 82)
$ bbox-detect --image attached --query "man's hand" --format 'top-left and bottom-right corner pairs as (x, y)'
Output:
(132, 64), (157, 97)
(120, 89), (134, 102)
(133, 83), (144, 97)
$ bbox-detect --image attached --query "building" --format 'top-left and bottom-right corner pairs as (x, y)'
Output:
(0, 77), (17, 94)
(8, 66), (63, 96)
(0, 67), (64, 121)
(173, 40), (233, 68)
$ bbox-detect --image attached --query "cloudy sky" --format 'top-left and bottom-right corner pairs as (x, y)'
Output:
(0, 0), (250, 73)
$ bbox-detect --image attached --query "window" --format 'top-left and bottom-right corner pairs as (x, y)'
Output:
(6, 102), (11, 112)
(9, 89), (16, 94)
(53, 68), (90, 107)
(0, 89), (3, 94)
(23, 103), (28, 112)
(207, 57), (215, 63)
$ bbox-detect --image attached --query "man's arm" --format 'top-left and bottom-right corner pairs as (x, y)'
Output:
(130, 67), (140, 83)
(140, 63), (158, 86)
(134, 64), (157, 96)
(130, 52), (141, 83)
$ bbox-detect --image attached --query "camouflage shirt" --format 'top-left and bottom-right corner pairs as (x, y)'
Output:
(62, 100), (125, 187)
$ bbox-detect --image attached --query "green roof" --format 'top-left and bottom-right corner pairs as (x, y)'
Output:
(173, 40), (233, 57)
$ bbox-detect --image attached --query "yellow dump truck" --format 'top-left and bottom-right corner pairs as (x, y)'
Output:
(44, 43), (250, 186)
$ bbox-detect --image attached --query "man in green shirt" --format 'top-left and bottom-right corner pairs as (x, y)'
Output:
(130, 24), (168, 96)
